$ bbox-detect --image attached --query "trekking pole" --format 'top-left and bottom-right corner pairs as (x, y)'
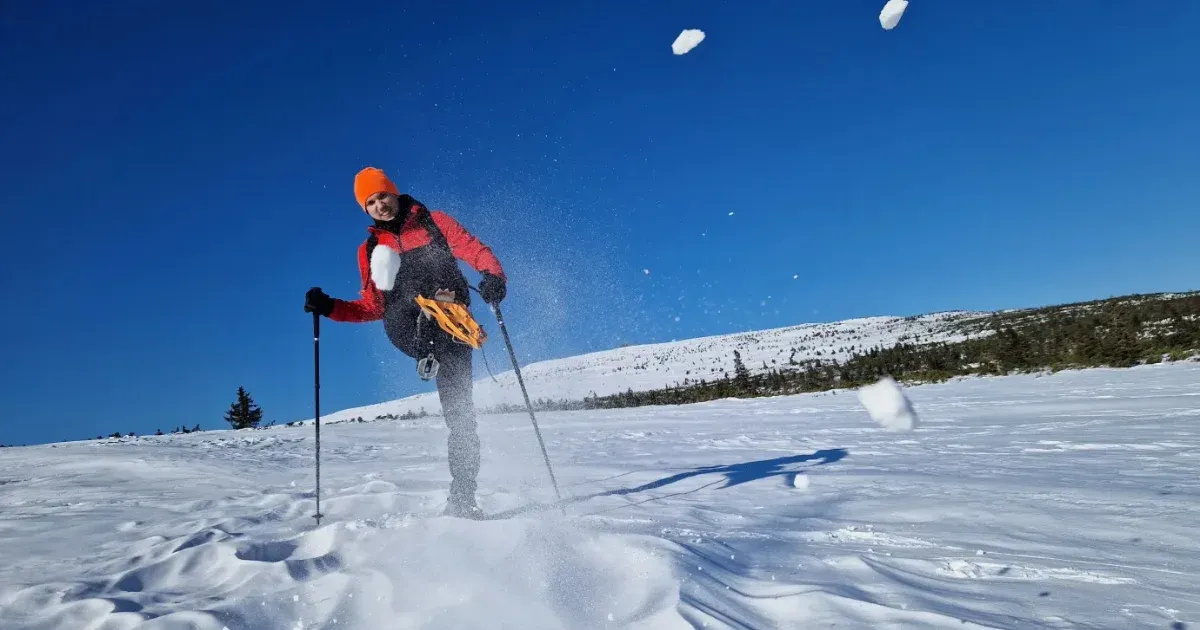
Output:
(490, 302), (562, 503)
(312, 312), (324, 525)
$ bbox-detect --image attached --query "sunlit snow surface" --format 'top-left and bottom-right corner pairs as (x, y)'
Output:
(2, 362), (1198, 628)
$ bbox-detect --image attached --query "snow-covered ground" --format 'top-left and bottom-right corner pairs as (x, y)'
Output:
(319, 310), (987, 424)
(3, 362), (1198, 629)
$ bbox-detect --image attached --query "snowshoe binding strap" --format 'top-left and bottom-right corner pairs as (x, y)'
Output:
(415, 293), (487, 349)
(416, 354), (439, 380)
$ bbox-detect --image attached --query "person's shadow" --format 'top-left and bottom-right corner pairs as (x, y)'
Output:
(485, 448), (849, 520)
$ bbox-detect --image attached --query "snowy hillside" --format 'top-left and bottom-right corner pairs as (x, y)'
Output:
(308, 291), (1200, 427)
(2, 362), (1198, 628)
(316, 310), (988, 425)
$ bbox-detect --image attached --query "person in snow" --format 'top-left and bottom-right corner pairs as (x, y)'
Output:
(304, 167), (507, 518)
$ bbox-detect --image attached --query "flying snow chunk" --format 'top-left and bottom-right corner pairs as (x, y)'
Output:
(370, 244), (402, 291)
(672, 29), (705, 55)
(858, 376), (920, 431)
(879, 0), (908, 30)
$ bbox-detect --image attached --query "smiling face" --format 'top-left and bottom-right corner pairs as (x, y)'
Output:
(365, 191), (402, 222)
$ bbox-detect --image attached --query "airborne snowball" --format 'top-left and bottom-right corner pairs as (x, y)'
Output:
(879, 0), (908, 30)
(672, 29), (705, 55)
(857, 376), (920, 431)
(370, 244), (402, 291)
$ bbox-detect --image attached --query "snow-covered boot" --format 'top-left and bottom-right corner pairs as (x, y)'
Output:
(443, 496), (484, 520)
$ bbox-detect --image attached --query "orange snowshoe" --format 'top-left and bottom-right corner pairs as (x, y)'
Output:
(415, 290), (487, 349)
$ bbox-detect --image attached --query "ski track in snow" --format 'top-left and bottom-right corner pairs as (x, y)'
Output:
(2, 363), (1200, 628)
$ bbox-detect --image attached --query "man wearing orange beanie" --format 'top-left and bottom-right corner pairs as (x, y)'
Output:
(305, 167), (507, 519)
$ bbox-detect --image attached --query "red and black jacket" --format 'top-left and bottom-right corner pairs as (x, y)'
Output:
(330, 196), (505, 323)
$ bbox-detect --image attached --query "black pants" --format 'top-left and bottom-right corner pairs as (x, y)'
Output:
(384, 303), (480, 505)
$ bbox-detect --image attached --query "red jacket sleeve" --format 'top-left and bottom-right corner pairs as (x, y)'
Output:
(431, 211), (505, 279)
(329, 241), (385, 322)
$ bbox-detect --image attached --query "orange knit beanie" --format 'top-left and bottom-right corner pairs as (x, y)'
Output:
(354, 167), (400, 210)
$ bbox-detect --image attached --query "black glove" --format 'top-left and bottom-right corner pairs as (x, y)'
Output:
(479, 273), (506, 305)
(304, 287), (335, 317)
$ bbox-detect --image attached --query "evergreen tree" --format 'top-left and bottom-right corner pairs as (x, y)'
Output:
(224, 387), (264, 429)
(732, 350), (751, 391)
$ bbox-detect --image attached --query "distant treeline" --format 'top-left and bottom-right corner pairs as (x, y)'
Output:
(97, 425), (204, 440)
(282, 408), (432, 428)
(480, 292), (1200, 414)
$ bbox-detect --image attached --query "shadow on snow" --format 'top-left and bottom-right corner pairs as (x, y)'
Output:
(486, 448), (849, 520)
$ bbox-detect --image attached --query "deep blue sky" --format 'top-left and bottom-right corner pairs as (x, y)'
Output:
(2, 1), (1198, 445)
